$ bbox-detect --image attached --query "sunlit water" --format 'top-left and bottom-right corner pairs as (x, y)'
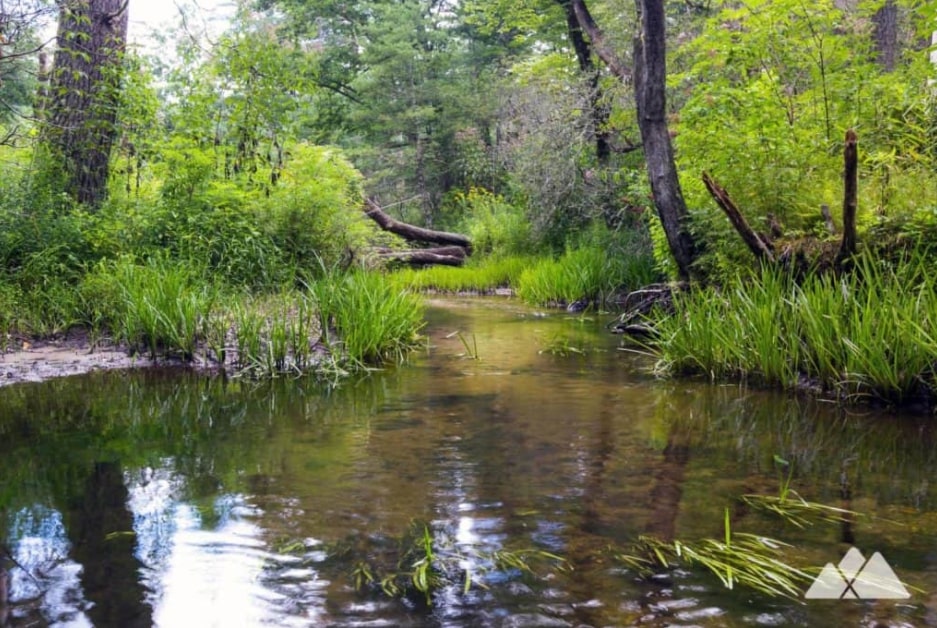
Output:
(2, 297), (937, 626)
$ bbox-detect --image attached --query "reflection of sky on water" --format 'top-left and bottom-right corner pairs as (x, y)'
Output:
(5, 462), (327, 627)
(151, 501), (274, 627)
(125, 464), (304, 627)
(7, 506), (90, 626)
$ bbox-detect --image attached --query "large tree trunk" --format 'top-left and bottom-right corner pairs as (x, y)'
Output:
(631, 0), (699, 281)
(572, 0), (700, 280)
(872, 0), (899, 72)
(43, 0), (129, 208)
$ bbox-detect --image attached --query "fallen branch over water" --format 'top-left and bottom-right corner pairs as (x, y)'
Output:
(364, 198), (473, 257)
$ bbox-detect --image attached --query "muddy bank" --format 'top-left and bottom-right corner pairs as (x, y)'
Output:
(0, 337), (161, 387)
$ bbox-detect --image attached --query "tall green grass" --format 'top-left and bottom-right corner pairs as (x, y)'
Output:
(390, 255), (533, 293)
(312, 270), (425, 365)
(76, 258), (425, 378)
(78, 257), (199, 358)
(517, 245), (659, 308)
(654, 251), (937, 402)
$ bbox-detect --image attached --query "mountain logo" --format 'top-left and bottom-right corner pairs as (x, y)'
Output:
(805, 547), (910, 600)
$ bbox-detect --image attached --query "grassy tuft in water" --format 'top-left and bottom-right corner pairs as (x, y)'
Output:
(343, 521), (568, 606)
(740, 456), (857, 528)
(653, 249), (937, 402)
(447, 330), (479, 359)
(312, 270), (425, 366)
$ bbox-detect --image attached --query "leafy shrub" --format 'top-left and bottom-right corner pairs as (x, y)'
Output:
(139, 142), (372, 289)
(446, 188), (532, 257)
(257, 144), (374, 276)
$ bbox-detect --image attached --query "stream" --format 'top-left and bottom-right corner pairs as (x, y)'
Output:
(1, 297), (936, 627)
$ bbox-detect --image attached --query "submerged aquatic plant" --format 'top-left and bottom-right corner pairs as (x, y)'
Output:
(612, 509), (812, 598)
(447, 330), (479, 360)
(740, 493), (856, 529)
(740, 455), (857, 528)
(538, 332), (590, 357)
(319, 521), (567, 606)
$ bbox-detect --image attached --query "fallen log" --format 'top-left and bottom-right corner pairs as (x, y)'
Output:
(364, 198), (473, 254)
(375, 246), (466, 267)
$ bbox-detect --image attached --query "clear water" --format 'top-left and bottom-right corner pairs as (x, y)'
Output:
(2, 297), (936, 627)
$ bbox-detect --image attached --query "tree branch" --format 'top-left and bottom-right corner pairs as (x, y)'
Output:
(365, 198), (473, 253)
(571, 0), (632, 82)
(703, 171), (775, 263)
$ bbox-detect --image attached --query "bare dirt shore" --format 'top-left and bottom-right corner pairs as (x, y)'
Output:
(0, 336), (160, 387)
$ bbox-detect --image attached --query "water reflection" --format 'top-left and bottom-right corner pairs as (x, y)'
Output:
(1, 298), (937, 626)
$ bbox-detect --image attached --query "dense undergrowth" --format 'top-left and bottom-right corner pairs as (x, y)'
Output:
(0, 146), (425, 378)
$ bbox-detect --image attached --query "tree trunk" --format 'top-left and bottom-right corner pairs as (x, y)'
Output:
(872, 0), (898, 72)
(43, 0), (129, 208)
(558, 0), (611, 163)
(631, 0), (699, 280)
(571, 0), (700, 280)
(835, 129), (859, 267)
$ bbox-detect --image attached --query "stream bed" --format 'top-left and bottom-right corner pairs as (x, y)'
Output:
(2, 297), (937, 626)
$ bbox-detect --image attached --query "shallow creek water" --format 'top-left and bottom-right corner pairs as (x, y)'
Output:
(2, 297), (937, 627)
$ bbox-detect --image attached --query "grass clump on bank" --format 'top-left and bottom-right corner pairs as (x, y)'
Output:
(313, 270), (425, 365)
(73, 257), (426, 379)
(390, 255), (533, 294)
(653, 251), (937, 403)
(516, 244), (658, 308)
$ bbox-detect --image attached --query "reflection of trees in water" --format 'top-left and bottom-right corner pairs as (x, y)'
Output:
(0, 370), (395, 625)
(657, 384), (937, 510)
(64, 461), (151, 627)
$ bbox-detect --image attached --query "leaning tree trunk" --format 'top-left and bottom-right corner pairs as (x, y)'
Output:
(365, 198), (473, 252)
(571, 0), (700, 281)
(631, 0), (699, 281)
(42, 0), (129, 208)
